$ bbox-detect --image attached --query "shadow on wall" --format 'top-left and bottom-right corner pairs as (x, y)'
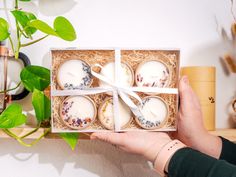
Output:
(0, 139), (159, 177)
(19, 0), (77, 17)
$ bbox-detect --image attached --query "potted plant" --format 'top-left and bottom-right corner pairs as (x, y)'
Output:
(0, 0), (80, 150)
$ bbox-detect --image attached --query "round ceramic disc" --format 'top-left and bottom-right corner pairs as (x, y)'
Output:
(57, 59), (92, 90)
(60, 96), (97, 130)
(99, 62), (134, 88)
(98, 98), (132, 130)
(135, 60), (170, 88)
(136, 96), (168, 129)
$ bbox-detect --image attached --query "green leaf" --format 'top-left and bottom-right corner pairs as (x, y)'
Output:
(60, 133), (79, 150)
(19, 0), (31, 1)
(32, 89), (51, 122)
(54, 16), (76, 41)
(20, 65), (50, 92)
(28, 20), (58, 36)
(0, 18), (10, 41)
(0, 104), (27, 128)
(11, 10), (37, 36)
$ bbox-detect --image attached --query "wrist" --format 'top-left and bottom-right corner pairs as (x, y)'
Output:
(143, 134), (172, 162)
(191, 132), (222, 159)
(153, 140), (186, 176)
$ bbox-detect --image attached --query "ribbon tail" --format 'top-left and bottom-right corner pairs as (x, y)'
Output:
(118, 91), (145, 120)
(118, 91), (137, 109)
(119, 87), (142, 104)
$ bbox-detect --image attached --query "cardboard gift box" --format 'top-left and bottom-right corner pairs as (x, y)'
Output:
(51, 48), (180, 133)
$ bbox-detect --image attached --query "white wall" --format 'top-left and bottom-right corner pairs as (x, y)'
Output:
(0, 0), (236, 177)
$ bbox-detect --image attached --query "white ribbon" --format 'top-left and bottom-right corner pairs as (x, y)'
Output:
(51, 49), (178, 132)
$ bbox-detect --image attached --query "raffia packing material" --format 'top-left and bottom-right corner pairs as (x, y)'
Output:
(51, 49), (180, 133)
(181, 66), (216, 131)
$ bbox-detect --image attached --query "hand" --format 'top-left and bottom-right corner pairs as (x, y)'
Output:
(90, 76), (222, 163)
(90, 131), (171, 162)
(175, 76), (222, 158)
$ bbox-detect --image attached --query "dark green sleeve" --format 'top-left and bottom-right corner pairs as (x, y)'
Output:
(220, 137), (236, 164)
(168, 148), (236, 177)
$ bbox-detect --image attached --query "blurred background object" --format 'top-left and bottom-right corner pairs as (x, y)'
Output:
(181, 66), (216, 131)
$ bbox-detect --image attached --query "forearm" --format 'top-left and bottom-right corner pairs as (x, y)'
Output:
(188, 132), (222, 159)
(188, 134), (236, 165)
(167, 148), (236, 177)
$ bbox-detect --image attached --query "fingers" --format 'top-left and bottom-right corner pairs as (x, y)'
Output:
(90, 132), (126, 147)
(179, 76), (201, 110)
(179, 76), (194, 109)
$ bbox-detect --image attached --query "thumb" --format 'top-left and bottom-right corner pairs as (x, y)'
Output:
(179, 76), (195, 110)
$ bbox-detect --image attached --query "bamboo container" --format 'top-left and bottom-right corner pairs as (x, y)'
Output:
(181, 67), (216, 130)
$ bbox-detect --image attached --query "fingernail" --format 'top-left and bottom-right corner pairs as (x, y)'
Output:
(182, 76), (189, 85)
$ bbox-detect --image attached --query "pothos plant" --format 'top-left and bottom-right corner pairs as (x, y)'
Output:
(0, 0), (79, 150)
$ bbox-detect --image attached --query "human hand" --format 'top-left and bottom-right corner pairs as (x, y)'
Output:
(175, 76), (222, 158)
(90, 131), (171, 162)
(90, 76), (222, 162)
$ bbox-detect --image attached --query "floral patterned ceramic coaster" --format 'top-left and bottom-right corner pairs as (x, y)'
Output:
(136, 96), (169, 129)
(60, 96), (97, 130)
(98, 97), (132, 130)
(57, 59), (92, 90)
(135, 60), (170, 89)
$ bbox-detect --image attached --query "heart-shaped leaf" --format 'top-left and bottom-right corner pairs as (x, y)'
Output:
(32, 89), (51, 122)
(28, 20), (58, 36)
(11, 10), (37, 36)
(0, 18), (10, 41)
(60, 133), (79, 150)
(20, 65), (50, 92)
(0, 104), (27, 128)
(54, 16), (76, 41)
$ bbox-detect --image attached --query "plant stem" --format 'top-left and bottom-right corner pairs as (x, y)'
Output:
(8, 36), (15, 54)
(0, 82), (21, 94)
(14, 22), (22, 59)
(14, 0), (20, 59)
(3, 128), (51, 147)
(20, 127), (40, 139)
(18, 26), (29, 39)
(15, 0), (18, 9)
(20, 122), (41, 139)
(21, 35), (49, 47)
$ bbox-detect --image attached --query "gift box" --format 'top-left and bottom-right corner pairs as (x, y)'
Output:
(51, 49), (180, 132)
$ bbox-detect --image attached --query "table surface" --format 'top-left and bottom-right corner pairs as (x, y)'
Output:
(0, 0), (236, 177)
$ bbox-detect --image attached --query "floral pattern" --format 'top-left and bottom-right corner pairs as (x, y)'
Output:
(61, 99), (93, 129)
(63, 62), (92, 90)
(137, 116), (161, 129)
(137, 97), (165, 129)
(136, 66), (170, 88)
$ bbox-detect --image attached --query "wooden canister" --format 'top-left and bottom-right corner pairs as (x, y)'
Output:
(180, 67), (216, 130)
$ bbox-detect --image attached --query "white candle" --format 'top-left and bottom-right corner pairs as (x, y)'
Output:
(135, 60), (170, 88)
(57, 59), (92, 90)
(136, 96), (168, 129)
(99, 62), (134, 88)
(60, 96), (97, 130)
(98, 97), (132, 130)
